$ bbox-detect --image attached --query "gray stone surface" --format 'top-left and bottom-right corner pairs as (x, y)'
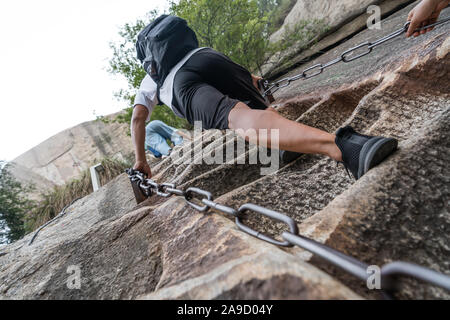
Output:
(270, 0), (380, 43)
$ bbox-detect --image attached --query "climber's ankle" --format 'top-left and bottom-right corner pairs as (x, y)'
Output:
(327, 139), (343, 162)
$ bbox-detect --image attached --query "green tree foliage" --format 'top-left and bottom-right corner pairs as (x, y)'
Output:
(256, 0), (278, 16)
(169, 0), (324, 75)
(170, 0), (279, 75)
(108, 12), (150, 95)
(0, 162), (35, 244)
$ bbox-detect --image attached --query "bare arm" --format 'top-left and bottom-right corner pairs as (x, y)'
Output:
(407, 0), (450, 37)
(131, 105), (152, 177)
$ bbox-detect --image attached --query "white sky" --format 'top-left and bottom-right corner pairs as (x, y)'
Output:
(0, 0), (168, 161)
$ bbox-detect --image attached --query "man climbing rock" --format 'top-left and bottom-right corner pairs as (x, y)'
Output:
(131, 0), (445, 180)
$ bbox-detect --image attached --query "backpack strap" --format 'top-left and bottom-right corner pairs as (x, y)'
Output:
(156, 83), (163, 106)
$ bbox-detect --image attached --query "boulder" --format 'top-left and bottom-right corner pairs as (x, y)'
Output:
(271, 0), (381, 43)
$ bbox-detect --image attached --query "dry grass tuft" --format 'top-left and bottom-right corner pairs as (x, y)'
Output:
(25, 157), (131, 232)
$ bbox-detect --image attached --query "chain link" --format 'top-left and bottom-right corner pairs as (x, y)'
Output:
(126, 168), (450, 297)
(201, 199), (239, 217)
(235, 203), (298, 247)
(262, 17), (450, 97)
(185, 187), (213, 212)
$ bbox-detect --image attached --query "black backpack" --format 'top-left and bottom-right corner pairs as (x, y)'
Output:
(136, 15), (198, 88)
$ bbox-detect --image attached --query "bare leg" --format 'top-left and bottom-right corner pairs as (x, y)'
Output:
(228, 102), (343, 161)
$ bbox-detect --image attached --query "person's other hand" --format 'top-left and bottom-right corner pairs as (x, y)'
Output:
(133, 160), (152, 178)
(407, 0), (449, 37)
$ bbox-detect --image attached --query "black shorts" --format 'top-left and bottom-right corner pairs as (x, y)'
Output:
(172, 48), (268, 130)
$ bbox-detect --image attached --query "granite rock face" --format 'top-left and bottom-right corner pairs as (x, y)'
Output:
(0, 3), (449, 299)
(263, 0), (414, 77)
(9, 112), (133, 198)
(271, 0), (381, 42)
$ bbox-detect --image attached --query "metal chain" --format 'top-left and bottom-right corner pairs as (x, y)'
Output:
(261, 17), (450, 97)
(126, 168), (450, 298)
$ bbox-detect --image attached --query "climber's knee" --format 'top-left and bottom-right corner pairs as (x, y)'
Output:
(228, 102), (277, 130)
(228, 102), (251, 129)
(146, 120), (164, 131)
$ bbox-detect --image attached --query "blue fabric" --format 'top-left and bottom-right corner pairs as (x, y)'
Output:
(145, 120), (183, 156)
(147, 146), (162, 158)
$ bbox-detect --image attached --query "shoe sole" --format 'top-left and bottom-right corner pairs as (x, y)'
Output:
(357, 137), (398, 179)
